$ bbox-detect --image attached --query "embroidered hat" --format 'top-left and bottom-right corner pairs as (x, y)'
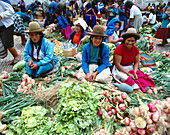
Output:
(74, 19), (88, 31)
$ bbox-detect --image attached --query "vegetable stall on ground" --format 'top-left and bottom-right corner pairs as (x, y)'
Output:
(0, 25), (169, 135)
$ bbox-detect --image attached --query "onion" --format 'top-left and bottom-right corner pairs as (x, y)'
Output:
(130, 131), (138, 135)
(139, 104), (149, 111)
(111, 109), (117, 114)
(164, 108), (170, 114)
(105, 104), (111, 111)
(115, 95), (123, 103)
(22, 74), (29, 79)
(99, 129), (105, 135)
(103, 90), (108, 96)
(119, 103), (126, 111)
(146, 126), (155, 134)
(21, 82), (26, 87)
(152, 111), (161, 123)
(155, 100), (161, 105)
(134, 107), (140, 117)
(124, 117), (130, 126)
(121, 92), (127, 99)
(147, 89), (153, 94)
(117, 113), (123, 120)
(148, 102), (156, 112)
(146, 118), (153, 124)
(137, 129), (145, 135)
(0, 124), (7, 132)
(130, 121), (137, 131)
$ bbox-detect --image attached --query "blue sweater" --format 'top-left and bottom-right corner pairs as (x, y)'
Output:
(24, 37), (57, 67)
(119, 3), (127, 21)
(82, 42), (111, 74)
(49, 1), (58, 15)
(161, 13), (170, 28)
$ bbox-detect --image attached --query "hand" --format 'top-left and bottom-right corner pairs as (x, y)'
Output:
(127, 73), (135, 80)
(118, 38), (123, 42)
(28, 59), (33, 67)
(91, 71), (98, 81)
(65, 40), (69, 43)
(134, 72), (138, 80)
(30, 63), (38, 69)
(85, 73), (92, 82)
(0, 16), (2, 21)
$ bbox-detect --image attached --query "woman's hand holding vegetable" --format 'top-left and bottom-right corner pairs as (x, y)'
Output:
(91, 71), (98, 81)
(127, 72), (135, 80)
(85, 73), (92, 82)
(28, 59), (33, 67)
(30, 63), (38, 69)
(134, 72), (138, 80)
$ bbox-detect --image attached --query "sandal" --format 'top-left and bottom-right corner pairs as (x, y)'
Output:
(9, 59), (20, 65)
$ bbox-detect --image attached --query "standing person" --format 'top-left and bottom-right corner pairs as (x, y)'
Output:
(66, 0), (73, 26)
(155, 7), (170, 46)
(49, 0), (58, 24)
(97, 0), (104, 18)
(27, 10), (34, 21)
(0, 0), (20, 64)
(125, 1), (143, 32)
(144, 8), (156, 26)
(17, 0), (26, 12)
(117, 0), (127, 35)
(112, 28), (155, 92)
(43, 0), (50, 28)
(54, 9), (72, 40)
(85, 0), (97, 29)
(24, 22), (57, 78)
(76, 25), (113, 84)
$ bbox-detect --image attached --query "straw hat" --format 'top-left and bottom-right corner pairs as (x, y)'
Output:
(122, 28), (140, 39)
(88, 25), (107, 37)
(74, 19), (88, 31)
(25, 22), (44, 33)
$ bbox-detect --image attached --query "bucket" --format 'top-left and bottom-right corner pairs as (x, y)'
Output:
(0, 39), (8, 59)
(152, 23), (161, 33)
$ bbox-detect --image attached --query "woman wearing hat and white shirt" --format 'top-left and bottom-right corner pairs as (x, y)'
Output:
(24, 22), (57, 78)
(66, 19), (87, 46)
(112, 28), (155, 92)
(76, 25), (113, 84)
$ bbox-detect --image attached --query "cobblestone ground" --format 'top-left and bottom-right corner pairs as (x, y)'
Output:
(0, 35), (170, 73)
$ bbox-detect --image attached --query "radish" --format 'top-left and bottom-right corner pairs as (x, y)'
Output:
(111, 109), (117, 114)
(104, 104), (111, 111)
(130, 131), (138, 135)
(146, 125), (155, 134)
(155, 100), (161, 105)
(99, 129), (105, 135)
(139, 104), (149, 111)
(22, 74), (29, 79)
(119, 103), (126, 111)
(18, 85), (22, 89)
(137, 128), (145, 135)
(97, 110), (102, 116)
(115, 95), (123, 103)
(124, 117), (131, 126)
(166, 97), (170, 103)
(121, 92), (127, 99)
(130, 121), (137, 131)
(112, 99), (117, 105)
(103, 90), (108, 96)
(134, 107), (140, 117)
(17, 88), (25, 93)
(146, 118), (153, 124)
(21, 82), (26, 87)
(147, 89), (153, 94)
(22, 79), (27, 82)
(152, 111), (160, 123)
(164, 108), (170, 114)
(107, 111), (112, 116)
(148, 102), (156, 112)
(3, 75), (8, 79)
(117, 113), (123, 120)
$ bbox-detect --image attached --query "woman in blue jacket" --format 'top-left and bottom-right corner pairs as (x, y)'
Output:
(76, 25), (113, 84)
(54, 9), (72, 40)
(24, 22), (57, 78)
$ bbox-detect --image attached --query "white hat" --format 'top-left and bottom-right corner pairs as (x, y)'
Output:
(74, 19), (88, 31)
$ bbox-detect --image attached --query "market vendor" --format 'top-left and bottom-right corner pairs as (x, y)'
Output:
(54, 9), (72, 40)
(24, 22), (57, 78)
(105, 18), (123, 47)
(66, 19), (87, 47)
(76, 25), (113, 84)
(112, 28), (155, 92)
(125, 1), (143, 32)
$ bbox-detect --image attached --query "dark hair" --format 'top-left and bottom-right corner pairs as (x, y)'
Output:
(122, 35), (137, 43)
(54, 9), (61, 16)
(30, 32), (44, 61)
(125, 1), (134, 10)
(90, 35), (104, 43)
(150, 8), (155, 14)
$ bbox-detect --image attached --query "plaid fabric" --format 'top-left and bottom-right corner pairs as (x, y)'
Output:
(13, 14), (26, 35)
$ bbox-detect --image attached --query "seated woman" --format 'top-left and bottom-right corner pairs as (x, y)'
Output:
(66, 19), (87, 47)
(76, 25), (113, 84)
(54, 9), (72, 40)
(24, 22), (57, 78)
(112, 28), (155, 92)
(144, 8), (156, 26)
(105, 18), (123, 47)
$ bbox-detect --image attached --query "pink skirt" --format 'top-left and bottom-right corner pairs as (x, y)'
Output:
(61, 26), (73, 40)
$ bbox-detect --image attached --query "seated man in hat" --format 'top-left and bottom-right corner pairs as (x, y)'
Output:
(76, 25), (113, 84)
(24, 22), (57, 78)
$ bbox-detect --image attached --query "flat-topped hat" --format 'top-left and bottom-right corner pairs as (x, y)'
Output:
(25, 22), (44, 33)
(122, 28), (140, 39)
(88, 25), (107, 37)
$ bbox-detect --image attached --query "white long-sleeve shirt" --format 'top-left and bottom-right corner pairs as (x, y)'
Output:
(0, 0), (14, 28)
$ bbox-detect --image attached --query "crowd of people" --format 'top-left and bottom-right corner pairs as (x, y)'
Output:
(0, 0), (169, 92)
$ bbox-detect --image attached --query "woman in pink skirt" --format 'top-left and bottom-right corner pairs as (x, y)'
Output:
(54, 9), (72, 39)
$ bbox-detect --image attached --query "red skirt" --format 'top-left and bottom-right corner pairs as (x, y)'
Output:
(155, 28), (170, 40)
